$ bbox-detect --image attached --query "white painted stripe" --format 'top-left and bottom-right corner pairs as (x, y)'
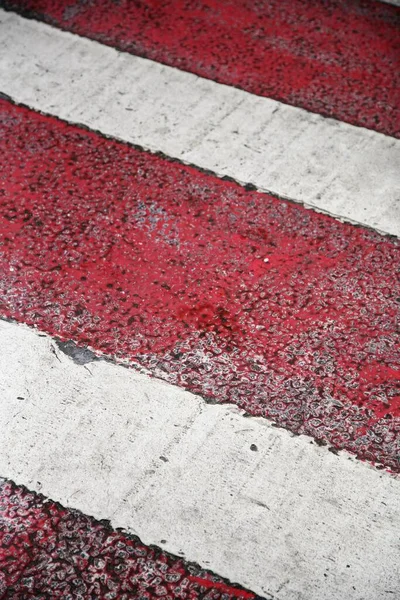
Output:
(0, 11), (399, 237)
(1, 319), (399, 600)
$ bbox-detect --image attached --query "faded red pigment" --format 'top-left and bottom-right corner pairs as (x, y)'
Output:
(1, 0), (399, 137)
(0, 100), (399, 471)
(0, 479), (259, 599)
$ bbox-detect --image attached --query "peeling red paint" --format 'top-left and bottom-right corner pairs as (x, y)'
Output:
(0, 0), (399, 136)
(0, 479), (259, 599)
(0, 99), (399, 471)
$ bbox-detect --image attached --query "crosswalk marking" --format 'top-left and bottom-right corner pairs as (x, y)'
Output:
(1, 98), (399, 470)
(1, 319), (399, 600)
(0, 10), (399, 236)
(0, 1), (399, 597)
(0, 0), (398, 136)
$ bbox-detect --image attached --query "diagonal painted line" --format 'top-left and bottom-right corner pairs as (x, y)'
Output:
(0, 319), (399, 600)
(0, 3), (399, 599)
(0, 0), (398, 137)
(0, 10), (399, 236)
(0, 3), (398, 596)
(0, 478), (261, 599)
(0, 99), (399, 471)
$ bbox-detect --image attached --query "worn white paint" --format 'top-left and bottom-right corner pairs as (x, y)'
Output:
(0, 319), (399, 600)
(0, 11), (399, 237)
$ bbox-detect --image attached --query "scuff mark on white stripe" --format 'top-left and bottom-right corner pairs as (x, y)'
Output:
(0, 11), (399, 236)
(0, 319), (399, 600)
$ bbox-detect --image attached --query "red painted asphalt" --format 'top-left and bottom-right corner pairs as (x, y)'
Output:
(0, 0), (399, 137)
(0, 480), (258, 599)
(1, 99), (399, 471)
